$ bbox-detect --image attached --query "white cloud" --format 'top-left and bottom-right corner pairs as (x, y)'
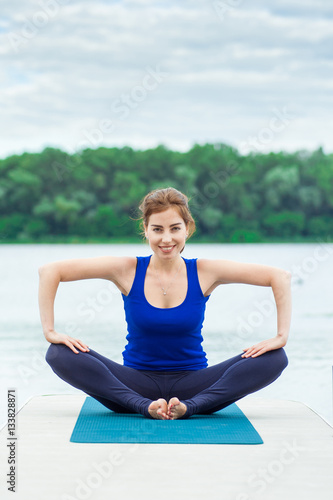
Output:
(0, 0), (332, 158)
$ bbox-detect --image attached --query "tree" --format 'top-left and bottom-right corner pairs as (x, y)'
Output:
(263, 211), (305, 239)
(1, 144), (332, 242)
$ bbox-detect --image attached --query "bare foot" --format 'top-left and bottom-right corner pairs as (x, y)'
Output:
(148, 398), (170, 420)
(167, 397), (187, 420)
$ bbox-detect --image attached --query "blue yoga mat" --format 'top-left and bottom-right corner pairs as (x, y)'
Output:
(70, 397), (263, 444)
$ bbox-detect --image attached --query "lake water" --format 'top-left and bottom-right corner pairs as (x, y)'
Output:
(1, 242), (332, 427)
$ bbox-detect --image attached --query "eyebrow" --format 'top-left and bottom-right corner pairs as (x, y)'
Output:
(150, 223), (182, 228)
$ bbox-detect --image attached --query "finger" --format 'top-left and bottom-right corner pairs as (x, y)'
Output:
(242, 345), (258, 352)
(69, 338), (89, 352)
(251, 348), (266, 358)
(65, 337), (88, 354)
(251, 352), (262, 358)
(66, 341), (79, 354)
(242, 346), (256, 358)
(243, 351), (255, 358)
(76, 342), (89, 352)
(250, 344), (269, 357)
(242, 345), (264, 358)
(75, 342), (89, 352)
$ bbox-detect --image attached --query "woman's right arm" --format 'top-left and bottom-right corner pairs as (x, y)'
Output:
(38, 256), (135, 353)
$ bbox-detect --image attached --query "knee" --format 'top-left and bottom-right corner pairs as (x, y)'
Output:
(270, 347), (288, 372)
(45, 343), (67, 368)
(279, 347), (288, 368)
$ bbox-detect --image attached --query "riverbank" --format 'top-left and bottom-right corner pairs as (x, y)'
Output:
(1, 235), (331, 244)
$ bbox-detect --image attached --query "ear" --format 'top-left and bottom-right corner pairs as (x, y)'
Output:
(144, 224), (148, 239)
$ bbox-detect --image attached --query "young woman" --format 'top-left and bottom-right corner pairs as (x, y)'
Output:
(39, 187), (291, 420)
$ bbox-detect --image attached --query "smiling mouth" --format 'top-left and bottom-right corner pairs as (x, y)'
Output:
(159, 246), (175, 252)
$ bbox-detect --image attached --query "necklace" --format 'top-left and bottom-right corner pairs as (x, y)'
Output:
(153, 258), (183, 295)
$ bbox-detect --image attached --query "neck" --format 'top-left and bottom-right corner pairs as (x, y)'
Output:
(151, 254), (183, 273)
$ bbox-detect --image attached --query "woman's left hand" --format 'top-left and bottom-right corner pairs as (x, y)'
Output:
(242, 335), (286, 358)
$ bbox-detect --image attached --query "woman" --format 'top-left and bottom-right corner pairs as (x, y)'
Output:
(39, 187), (291, 420)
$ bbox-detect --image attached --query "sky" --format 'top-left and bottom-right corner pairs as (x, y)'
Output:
(1, 0), (333, 159)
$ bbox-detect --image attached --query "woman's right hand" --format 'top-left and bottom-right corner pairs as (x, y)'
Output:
(45, 330), (90, 354)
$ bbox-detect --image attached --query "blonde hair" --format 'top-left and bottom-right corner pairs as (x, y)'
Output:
(138, 187), (196, 240)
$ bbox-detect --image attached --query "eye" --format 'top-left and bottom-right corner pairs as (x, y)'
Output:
(172, 227), (181, 231)
(153, 228), (162, 232)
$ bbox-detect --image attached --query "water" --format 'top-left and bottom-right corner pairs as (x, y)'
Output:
(1, 242), (332, 427)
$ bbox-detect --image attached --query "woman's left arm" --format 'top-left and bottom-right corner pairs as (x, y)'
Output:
(200, 259), (292, 358)
(241, 267), (292, 358)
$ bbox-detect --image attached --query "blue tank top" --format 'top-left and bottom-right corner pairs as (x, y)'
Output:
(121, 255), (210, 371)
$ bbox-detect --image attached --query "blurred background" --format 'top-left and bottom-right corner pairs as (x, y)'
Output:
(0, 1), (332, 426)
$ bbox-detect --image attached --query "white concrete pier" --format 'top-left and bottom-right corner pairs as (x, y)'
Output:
(0, 395), (332, 500)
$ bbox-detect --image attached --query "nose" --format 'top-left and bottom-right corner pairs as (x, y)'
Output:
(161, 231), (172, 244)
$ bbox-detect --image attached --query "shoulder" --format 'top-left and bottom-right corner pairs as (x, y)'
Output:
(196, 258), (243, 289)
(111, 256), (137, 278)
(195, 259), (222, 295)
(105, 256), (138, 295)
(84, 255), (137, 278)
(115, 256), (137, 268)
(196, 258), (216, 273)
(196, 258), (226, 281)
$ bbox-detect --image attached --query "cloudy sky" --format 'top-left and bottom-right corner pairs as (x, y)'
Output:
(1, 0), (332, 158)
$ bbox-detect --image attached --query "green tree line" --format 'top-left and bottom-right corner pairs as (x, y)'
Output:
(0, 143), (332, 243)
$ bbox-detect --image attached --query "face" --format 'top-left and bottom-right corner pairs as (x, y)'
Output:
(144, 207), (188, 258)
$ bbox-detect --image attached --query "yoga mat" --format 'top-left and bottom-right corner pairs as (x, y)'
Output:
(70, 397), (263, 444)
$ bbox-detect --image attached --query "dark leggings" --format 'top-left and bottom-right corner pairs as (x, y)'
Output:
(45, 344), (288, 418)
